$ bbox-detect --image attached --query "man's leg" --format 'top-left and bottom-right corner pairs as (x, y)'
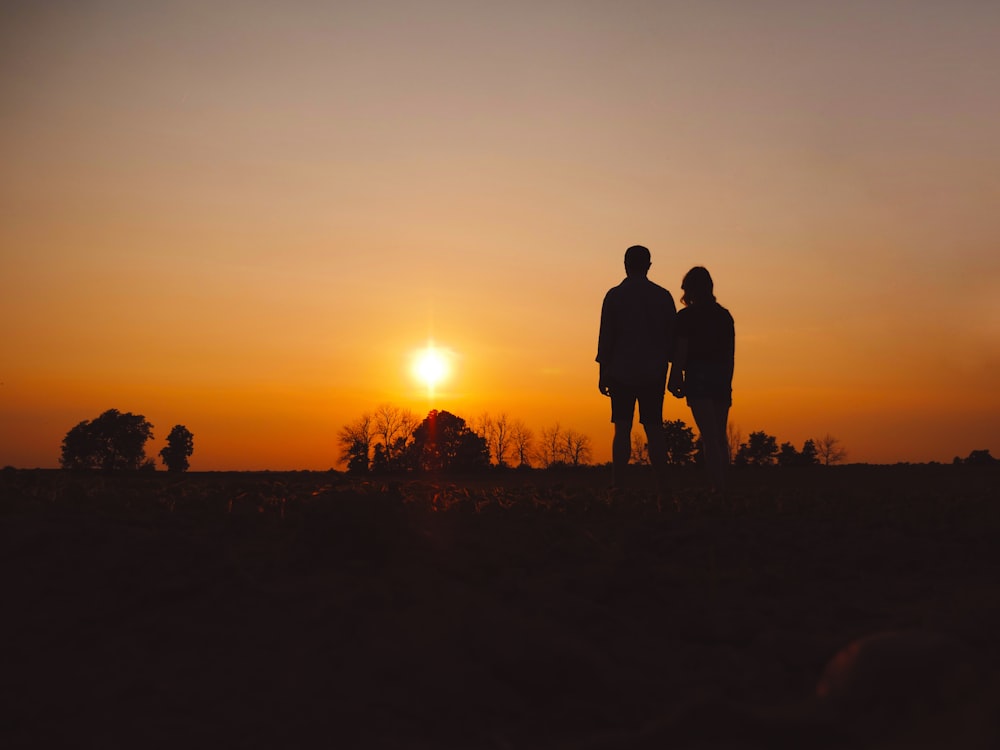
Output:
(610, 386), (636, 489)
(612, 421), (632, 489)
(644, 418), (671, 496)
(644, 417), (666, 467)
(639, 381), (669, 496)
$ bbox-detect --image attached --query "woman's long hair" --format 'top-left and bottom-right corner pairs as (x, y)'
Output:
(681, 266), (716, 306)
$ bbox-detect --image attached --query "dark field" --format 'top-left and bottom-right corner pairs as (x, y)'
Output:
(2, 466), (999, 749)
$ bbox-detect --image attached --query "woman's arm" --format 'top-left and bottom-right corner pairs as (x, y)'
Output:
(668, 337), (687, 398)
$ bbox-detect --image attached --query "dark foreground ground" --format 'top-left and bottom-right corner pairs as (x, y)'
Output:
(2, 465), (999, 749)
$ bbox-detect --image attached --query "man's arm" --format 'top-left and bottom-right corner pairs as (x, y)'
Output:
(725, 311), (735, 391)
(597, 292), (614, 396)
(665, 292), (677, 363)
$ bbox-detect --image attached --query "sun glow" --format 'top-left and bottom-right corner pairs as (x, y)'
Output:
(411, 344), (451, 393)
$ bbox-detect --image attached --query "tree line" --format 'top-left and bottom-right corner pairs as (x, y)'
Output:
(952, 449), (998, 465)
(628, 422), (847, 468)
(59, 409), (194, 472)
(60, 406), (996, 473)
(726, 428), (848, 467)
(338, 403), (851, 474)
(336, 404), (595, 473)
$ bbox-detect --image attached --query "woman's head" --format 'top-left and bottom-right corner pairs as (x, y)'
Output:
(681, 266), (715, 306)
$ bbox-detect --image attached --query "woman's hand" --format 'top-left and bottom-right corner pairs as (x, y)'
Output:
(669, 339), (688, 399)
(667, 374), (685, 399)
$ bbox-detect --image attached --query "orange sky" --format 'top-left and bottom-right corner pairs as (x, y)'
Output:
(2, 1), (998, 470)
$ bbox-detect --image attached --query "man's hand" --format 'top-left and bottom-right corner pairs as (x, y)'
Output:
(598, 364), (611, 396)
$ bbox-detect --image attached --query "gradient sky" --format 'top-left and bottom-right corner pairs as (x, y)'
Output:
(2, 0), (998, 470)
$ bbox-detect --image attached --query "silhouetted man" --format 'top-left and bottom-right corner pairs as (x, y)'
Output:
(597, 245), (676, 491)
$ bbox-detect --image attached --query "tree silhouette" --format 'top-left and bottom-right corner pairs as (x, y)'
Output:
(538, 424), (564, 467)
(336, 406), (867, 474)
(663, 419), (697, 465)
(406, 410), (490, 473)
(475, 412), (513, 467)
(338, 413), (373, 473)
(778, 441), (800, 467)
(563, 429), (593, 466)
(159, 425), (194, 472)
(778, 439), (820, 468)
(509, 419), (534, 468)
(344, 438), (370, 473)
(736, 431), (779, 467)
(726, 424), (743, 465)
(371, 443), (389, 473)
(373, 403), (418, 469)
(800, 438), (819, 466)
(60, 409), (154, 471)
(638, 422), (697, 465)
(631, 432), (650, 465)
(816, 434), (848, 466)
(957, 449), (996, 465)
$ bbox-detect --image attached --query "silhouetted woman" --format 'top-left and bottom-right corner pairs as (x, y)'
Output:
(668, 267), (735, 492)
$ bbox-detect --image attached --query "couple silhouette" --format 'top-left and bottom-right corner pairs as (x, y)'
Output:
(597, 245), (735, 494)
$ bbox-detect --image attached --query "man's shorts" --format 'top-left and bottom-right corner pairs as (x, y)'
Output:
(609, 376), (666, 426)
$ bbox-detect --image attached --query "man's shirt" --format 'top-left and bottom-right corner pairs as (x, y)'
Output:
(597, 276), (676, 387)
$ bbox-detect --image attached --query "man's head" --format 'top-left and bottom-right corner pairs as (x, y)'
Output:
(624, 245), (651, 277)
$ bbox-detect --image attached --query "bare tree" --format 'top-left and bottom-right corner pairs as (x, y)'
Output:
(563, 429), (593, 466)
(473, 412), (495, 450)
(631, 431), (649, 464)
(815, 433), (848, 466)
(373, 403), (417, 463)
(538, 423), (564, 467)
(726, 423), (742, 464)
(510, 419), (534, 467)
(474, 411), (514, 467)
(491, 412), (513, 466)
(337, 412), (373, 472)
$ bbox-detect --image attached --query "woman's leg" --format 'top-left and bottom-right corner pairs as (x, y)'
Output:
(690, 398), (730, 492)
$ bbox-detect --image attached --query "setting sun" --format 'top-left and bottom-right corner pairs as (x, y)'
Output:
(411, 345), (451, 392)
